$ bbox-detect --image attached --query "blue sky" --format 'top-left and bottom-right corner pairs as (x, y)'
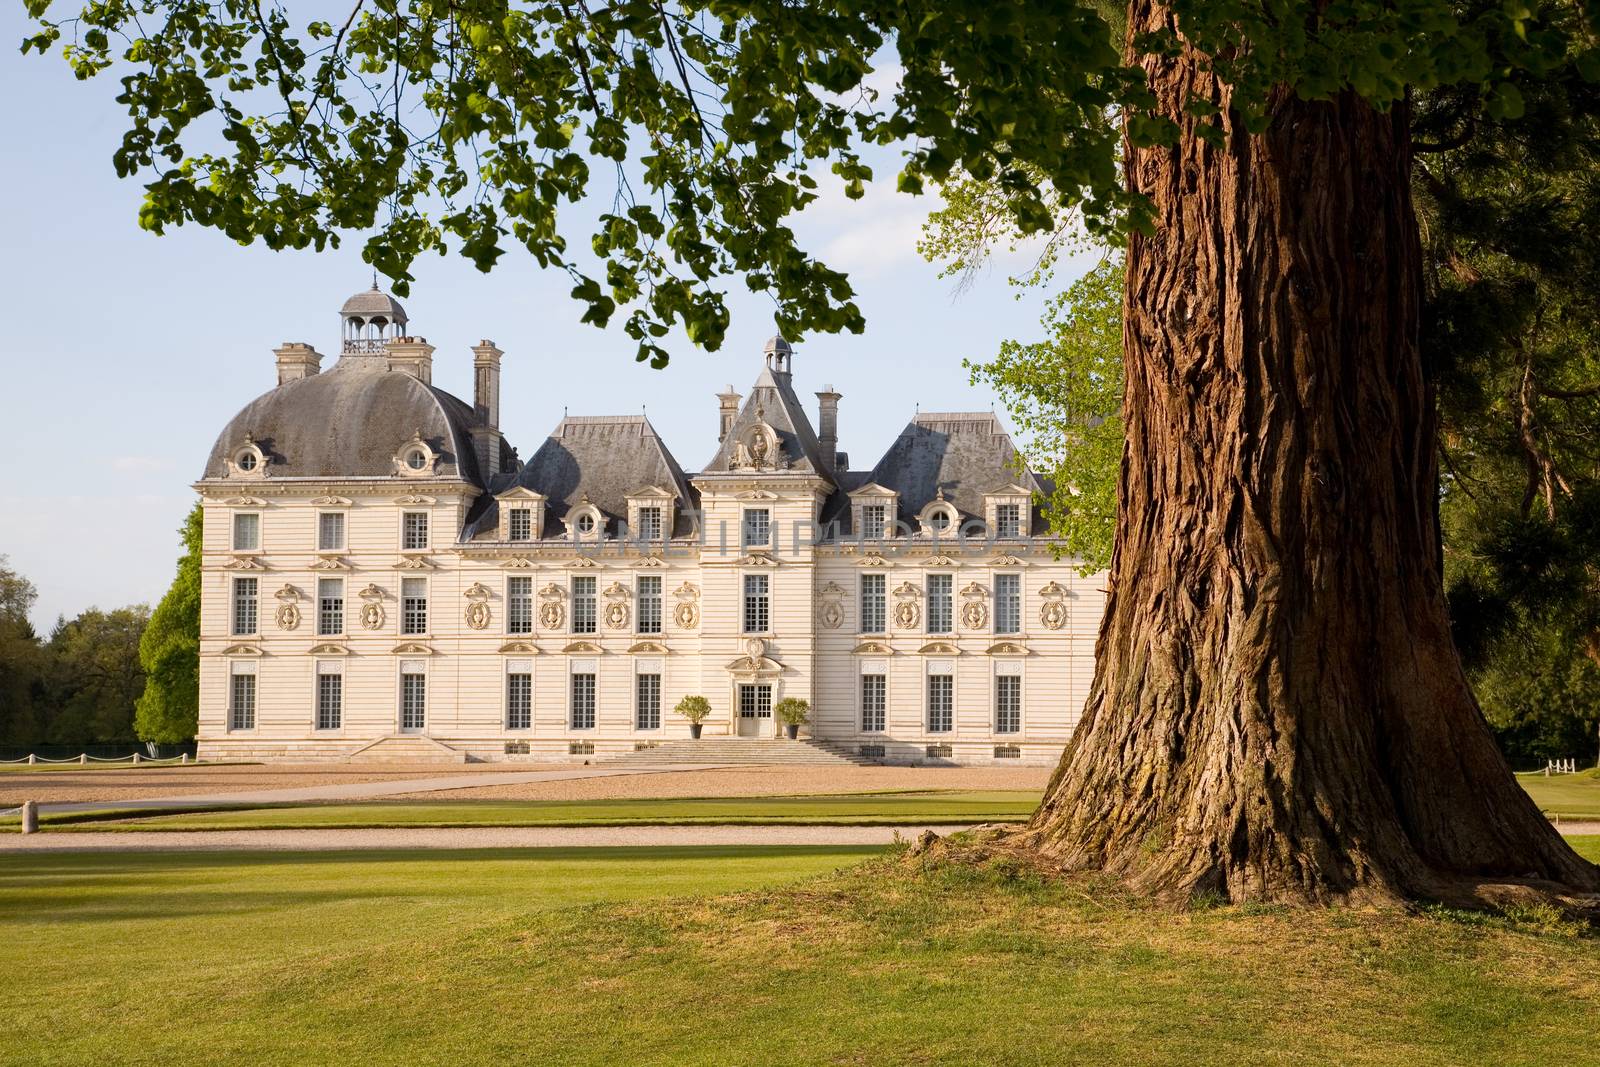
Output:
(0, 14), (1096, 630)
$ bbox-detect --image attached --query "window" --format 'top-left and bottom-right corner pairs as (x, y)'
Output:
(927, 674), (954, 733)
(637, 506), (663, 542)
(402, 511), (429, 550)
(236, 449), (258, 472)
(742, 508), (770, 549)
(574, 512), (597, 537)
(995, 503), (1022, 538)
(232, 513), (260, 552)
(995, 574), (1022, 634)
(928, 507), (953, 533)
(572, 576), (597, 634)
(318, 511), (345, 552)
(400, 672), (426, 730)
(743, 573), (770, 633)
(231, 577), (258, 636)
(861, 674), (886, 733)
(636, 673), (662, 730)
(401, 577), (428, 635)
(507, 576), (534, 635)
(637, 575), (662, 634)
(996, 674), (1022, 734)
(861, 504), (887, 540)
(229, 672), (256, 730)
(405, 447), (428, 471)
(317, 578), (344, 636)
(508, 507), (533, 541)
(570, 673), (597, 729)
(316, 671), (343, 730)
(739, 684), (772, 724)
(927, 573), (953, 634)
(860, 573), (886, 633)
(506, 672), (532, 730)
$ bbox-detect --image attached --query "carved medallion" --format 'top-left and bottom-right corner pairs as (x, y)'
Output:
(540, 602), (565, 630)
(962, 601), (988, 629)
(674, 601), (700, 630)
(819, 601), (844, 630)
(604, 601), (630, 630)
(1038, 580), (1068, 630)
(894, 600), (920, 630)
(273, 585), (302, 631)
(361, 603), (385, 630)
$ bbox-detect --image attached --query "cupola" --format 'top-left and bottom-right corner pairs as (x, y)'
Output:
(340, 281), (409, 354)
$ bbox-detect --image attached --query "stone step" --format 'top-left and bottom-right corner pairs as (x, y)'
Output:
(344, 735), (469, 764)
(604, 738), (879, 766)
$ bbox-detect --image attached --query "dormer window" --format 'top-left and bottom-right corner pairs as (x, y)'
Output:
(405, 448), (427, 471)
(984, 487), (1033, 539)
(576, 513), (596, 536)
(861, 505), (887, 540)
(229, 437), (267, 479)
(996, 503), (1022, 538)
(237, 450), (258, 472)
(495, 488), (546, 543)
(509, 508), (533, 541)
(848, 483), (900, 542)
(393, 433), (437, 477)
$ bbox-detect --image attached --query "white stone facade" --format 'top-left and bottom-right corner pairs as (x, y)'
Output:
(195, 291), (1105, 764)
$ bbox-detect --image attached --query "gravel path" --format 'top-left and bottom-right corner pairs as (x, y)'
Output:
(0, 824), (961, 853)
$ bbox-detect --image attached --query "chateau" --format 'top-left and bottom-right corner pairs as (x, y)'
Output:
(195, 286), (1106, 763)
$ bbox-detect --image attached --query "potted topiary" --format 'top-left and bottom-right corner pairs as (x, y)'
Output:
(674, 695), (712, 739)
(775, 697), (810, 740)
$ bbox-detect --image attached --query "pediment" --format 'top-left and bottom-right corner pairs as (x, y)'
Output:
(986, 640), (1029, 656)
(918, 640), (962, 655)
(496, 486), (546, 502)
(222, 496), (268, 507)
(989, 554), (1028, 567)
(394, 556), (435, 570)
(636, 555), (667, 567)
(308, 495), (352, 507)
(856, 553), (890, 567)
(924, 554), (960, 567)
(725, 655), (784, 676)
(848, 482), (899, 499)
(986, 483), (1035, 498)
(733, 488), (780, 501)
(503, 557), (536, 569)
(308, 642), (350, 656)
(224, 556), (268, 571)
(563, 640), (604, 654)
(628, 639), (670, 654)
(395, 494), (437, 505)
(311, 555), (352, 571)
(627, 484), (677, 500)
(736, 551), (779, 566)
(852, 639), (893, 655)
(566, 557), (602, 569)
(391, 642), (434, 655)
(221, 643), (263, 656)
(498, 640), (541, 654)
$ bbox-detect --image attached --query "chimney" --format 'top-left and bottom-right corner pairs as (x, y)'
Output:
(470, 340), (505, 479)
(385, 336), (434, 383)
(816, 385), (841, 471)
(274, 343), (322, 385)
(717, 385), (741, 442)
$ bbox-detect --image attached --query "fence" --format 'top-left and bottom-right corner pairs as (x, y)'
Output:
(0, 741), (198, 765)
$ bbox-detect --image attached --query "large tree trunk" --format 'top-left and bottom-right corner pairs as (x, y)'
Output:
(1024, 2), (1600, 905)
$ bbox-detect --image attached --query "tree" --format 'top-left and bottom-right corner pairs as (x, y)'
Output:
(136, 504), (203, 744)
(25, 0), (1600, 902)
(41, 606), (150, 745)
(0, 556), (43, 745)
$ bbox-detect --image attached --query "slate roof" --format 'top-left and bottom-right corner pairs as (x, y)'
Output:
(201, 354), (482, 483)
(701, 363), (837, 482)
(466, 415), (696, 540)
(340, 284), (408, 323)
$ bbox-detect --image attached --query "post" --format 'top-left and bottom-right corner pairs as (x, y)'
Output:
(131, 752), (141, 765)
(20, 801), (37, 834)
(181, 753), (189, 765)
(79, 753), (87, 765)
(27, 754), (35, 765)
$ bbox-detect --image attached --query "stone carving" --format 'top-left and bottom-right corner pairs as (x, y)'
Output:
(540, 602), (565, 630)
(273, 585), (302, 631)
(604, 601), (630, 630)
(464, 583), (492, 630)
(894, 600), (920, 630)
(962, 601), (988, 630)
(673, 581), (701, 629)
(1038, 580), (1068, 631)
(819, 601), (844, 630)
(603, 581), (630, 600)
(358, 584), (386, 630)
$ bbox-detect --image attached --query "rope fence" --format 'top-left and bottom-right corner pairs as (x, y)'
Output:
(0, 753), (195, 766)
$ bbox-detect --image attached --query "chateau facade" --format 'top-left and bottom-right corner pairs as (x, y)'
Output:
(195, 287), (1106, 763)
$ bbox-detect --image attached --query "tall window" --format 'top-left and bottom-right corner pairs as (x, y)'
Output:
(318, 511), (345, 552)
(402, 511), (429, 550)
(861, 504), (887, 540)
(861, 674), (886, 733)
(995, 675), (1022, 734)
(995, 503), (1022, 538)
(231, 577), (258, 636)
(400, 672), (426, 730)
(507, 576), (533, 635)
(738, 684), (773, 725)
(637, 575), (662, 634)
(637, 506), (663, 542)
(232, 513), (259, 551)
(743, 573), (770, 633)
(995, 574), (1022, 634)
(927, 674), (954, 733)
(228, 672), (256, 730)
(636, 673), (662, 730)
(317, 578), (344, 636)
(572, 576), (597, 634)
(508, 507), (533, 541)
(506, 672), (532, 730)
(316, 670), (343, 730)
(927, 573), (953, 634)
(860, 573), (886, 633)
(742, 508), (770, 549)
(401, 578), (428, 635)
(570, 673), (597, 729)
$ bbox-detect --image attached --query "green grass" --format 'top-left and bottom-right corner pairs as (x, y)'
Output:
(26, 790), (1043, 831)
(1517, 769), (1600, 820)
(4, 840), (1600, 1065)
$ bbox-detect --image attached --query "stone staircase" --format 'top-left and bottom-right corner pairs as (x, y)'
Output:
(344, 735), (469, 764)
(604, 737), (880, 767)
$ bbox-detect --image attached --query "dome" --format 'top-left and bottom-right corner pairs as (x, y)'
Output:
(340, 283), (408, 324)
(762, 335), (791, 355)
(202, 359), (478, 482)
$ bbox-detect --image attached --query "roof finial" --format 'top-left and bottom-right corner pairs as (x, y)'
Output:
(372, 268), (379, 290)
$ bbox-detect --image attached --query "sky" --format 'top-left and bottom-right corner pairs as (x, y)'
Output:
(0, 12), (1097, 632)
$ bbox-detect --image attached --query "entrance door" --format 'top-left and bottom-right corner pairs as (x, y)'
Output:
(400, 672), (426, 733)
(737, 684), (772, 737)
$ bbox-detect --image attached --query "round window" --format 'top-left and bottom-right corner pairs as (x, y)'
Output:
(575, 513), (595, 535)
(929, 509), (950, 531)
(237, 450), (258, 472)
(406, 449), (427, 470)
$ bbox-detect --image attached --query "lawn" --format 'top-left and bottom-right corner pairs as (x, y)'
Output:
(26, 790), (1043, 831)
(3, 839), (1599, 1066)
(1516, 770), (1600, 820)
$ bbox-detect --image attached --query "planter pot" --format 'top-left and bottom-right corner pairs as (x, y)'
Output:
(785, 724), (799, 740)
(689, 723), (703, 739)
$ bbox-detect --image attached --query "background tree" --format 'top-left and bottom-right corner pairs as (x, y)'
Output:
(39, 606), (150, 745)
(135, 505), (203, 744)
(24, 0), (1600, 903)
(0, 556), (44, 745)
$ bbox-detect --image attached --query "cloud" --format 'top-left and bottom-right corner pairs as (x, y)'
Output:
(798, 170), (931, 278)
(110, 455), (170, 473)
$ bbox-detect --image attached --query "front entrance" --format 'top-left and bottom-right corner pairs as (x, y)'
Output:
(737, 684), (772, 737)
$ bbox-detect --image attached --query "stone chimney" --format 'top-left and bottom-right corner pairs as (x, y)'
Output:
(717, 385), (741, 442)
(274, 343), (322, 385)
(470, 340), (505, 479)
(385, 336), (434, 383)
(816, 385), (841, 471)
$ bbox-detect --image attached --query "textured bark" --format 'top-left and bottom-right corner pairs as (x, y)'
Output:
(1026, 2), (1600, 905)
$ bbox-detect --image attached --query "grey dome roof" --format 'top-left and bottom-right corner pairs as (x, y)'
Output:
(340, 284), (408, 323)
(202, 359), (478, 482)
(762, 335), (791, 355)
